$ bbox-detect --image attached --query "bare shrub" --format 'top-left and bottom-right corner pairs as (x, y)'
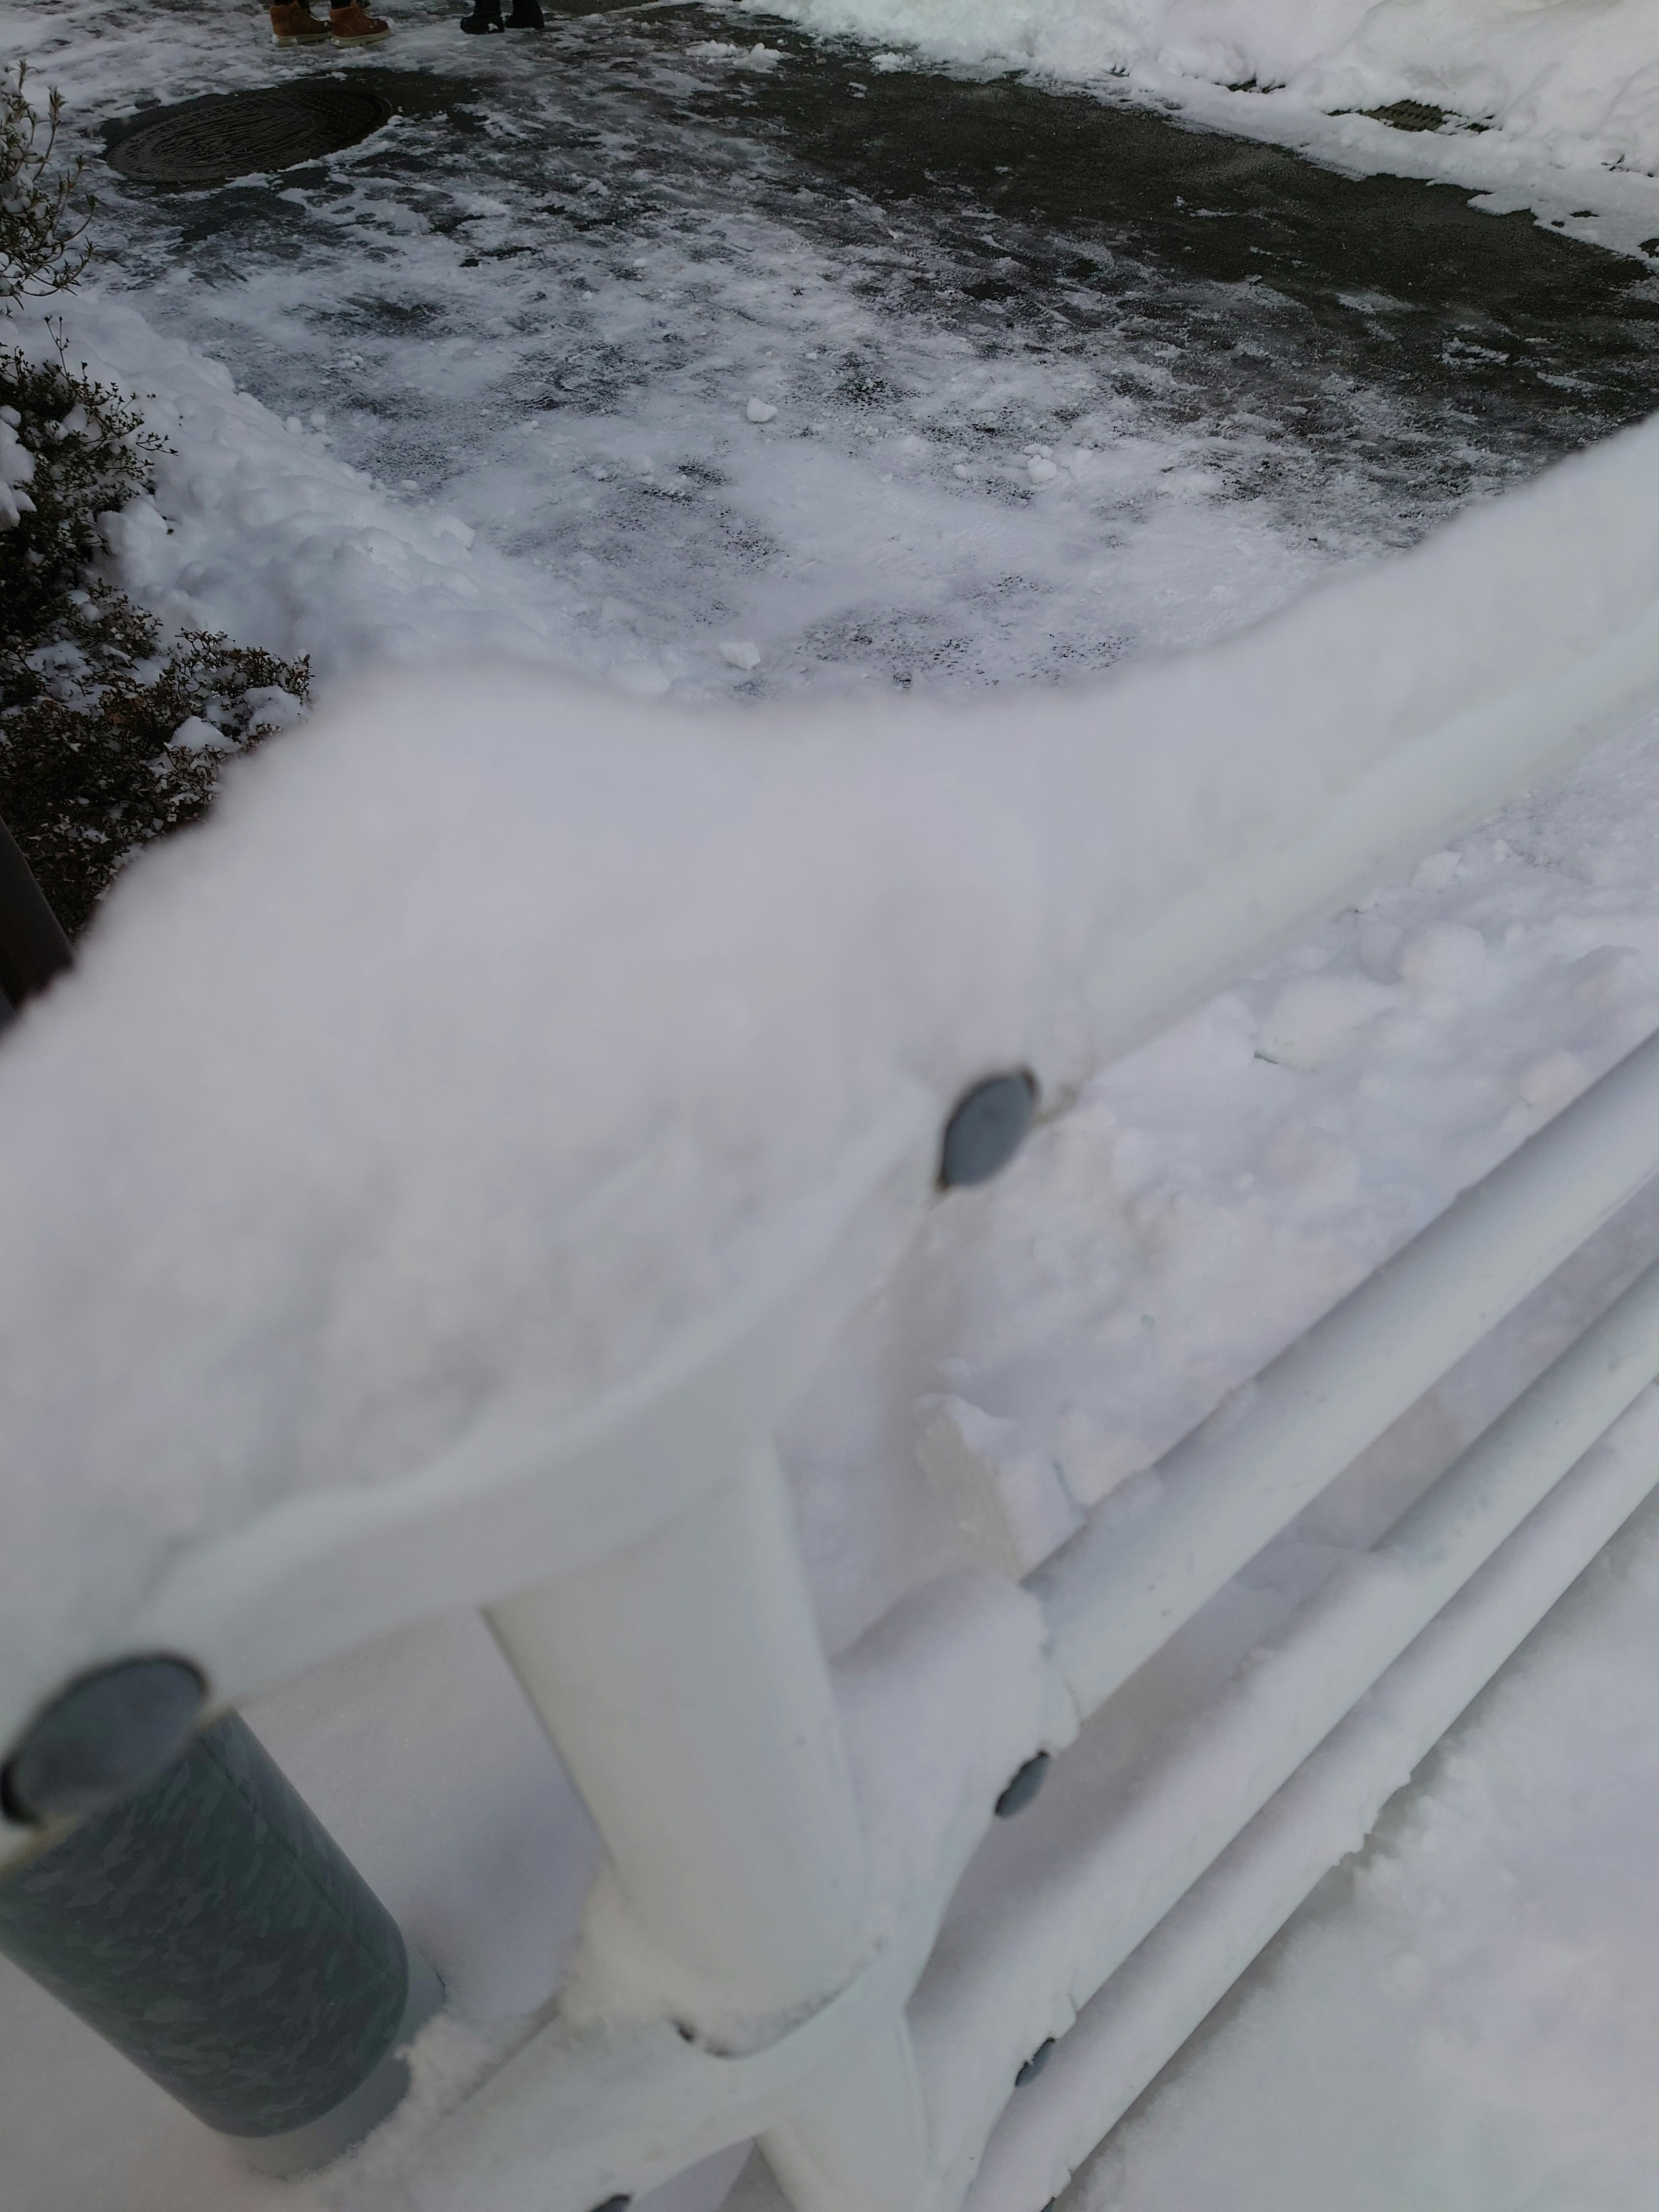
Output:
(0, 75), (310, 941)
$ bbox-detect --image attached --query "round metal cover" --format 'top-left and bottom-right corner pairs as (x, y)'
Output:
(105, 82), (392, 185)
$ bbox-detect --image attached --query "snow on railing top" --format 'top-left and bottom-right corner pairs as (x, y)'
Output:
(4, 406), (1659, 1802)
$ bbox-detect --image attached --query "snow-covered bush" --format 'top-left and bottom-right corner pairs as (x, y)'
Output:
(0, 572), (309, 934)
(0, 70), (308, 936)
(0, 64), (92, 310)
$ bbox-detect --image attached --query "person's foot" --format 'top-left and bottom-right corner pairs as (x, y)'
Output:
(505, 0), (545, 25)
(329, 0), (391, 38)
(459, 0), (504, 27)
(269, 0), (330, 40)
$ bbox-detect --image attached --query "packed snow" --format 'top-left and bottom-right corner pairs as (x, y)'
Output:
(8, 5), (1659, 2212)
(1068, 1493), (1659, 2212)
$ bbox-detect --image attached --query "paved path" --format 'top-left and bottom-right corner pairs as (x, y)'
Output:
(30, 0), (1659, 694)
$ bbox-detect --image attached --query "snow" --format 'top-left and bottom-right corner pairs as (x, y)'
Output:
(914, 759), (1659, 1548)
(48, 293), (584, 677)
(0, 405), (37, 531)
(1068, 1490), (1659, 2212)
(9, 6), (1659, 2210)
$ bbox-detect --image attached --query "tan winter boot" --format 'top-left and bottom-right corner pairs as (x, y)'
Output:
(329, 0), (391, 37)
(269, 0), (330, 40)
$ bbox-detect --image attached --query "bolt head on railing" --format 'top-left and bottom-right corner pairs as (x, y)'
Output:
(1, 1657), (207, 1825)
(995, 1751), (1051, 1818)
(1015, 2037), (1056, 2088)
(940, 1071), (1038, 1189)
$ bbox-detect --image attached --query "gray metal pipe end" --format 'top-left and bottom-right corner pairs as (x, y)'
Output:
(995, 1751), (1052, 1818)
(237, 1948), (445, 2177)
(1, 1657), (207, 1826)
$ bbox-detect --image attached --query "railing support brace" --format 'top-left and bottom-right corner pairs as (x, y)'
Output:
(488, 1445), (929, 2212)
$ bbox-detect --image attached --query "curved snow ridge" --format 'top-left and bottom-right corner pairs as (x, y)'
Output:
(56, 291), (585, 680)
(748, 0), (1659, 190)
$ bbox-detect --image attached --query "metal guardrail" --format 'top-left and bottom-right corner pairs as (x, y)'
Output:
(6, 412), (1659, 2209)
(385, 1034), (1659, 2212)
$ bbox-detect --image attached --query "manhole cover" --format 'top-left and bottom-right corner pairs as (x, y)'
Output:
(105, 81), (392, 184)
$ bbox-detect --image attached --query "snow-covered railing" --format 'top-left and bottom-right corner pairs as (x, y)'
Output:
(8, 413), (1659, 2210)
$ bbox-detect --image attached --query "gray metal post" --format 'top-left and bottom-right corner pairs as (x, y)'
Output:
(0, 1693), (440, 2174)
(0, 835), (439, 2172)
(0, 812), (72, 1011)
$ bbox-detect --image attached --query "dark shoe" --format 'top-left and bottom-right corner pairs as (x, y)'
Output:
(459, 0), (504, 28)
(505, 0), (545, 25)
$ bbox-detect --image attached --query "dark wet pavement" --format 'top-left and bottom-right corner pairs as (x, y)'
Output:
(65, 0), (1659, 688)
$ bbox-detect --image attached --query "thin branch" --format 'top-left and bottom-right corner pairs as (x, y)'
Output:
(1, 63), (96, 309)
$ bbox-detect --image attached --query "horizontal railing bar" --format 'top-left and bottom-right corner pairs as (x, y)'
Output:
(1033, 1019), (1659, 1725)
(961, 1383), (1659, 2212)
(917, 1252), (1659, 2193)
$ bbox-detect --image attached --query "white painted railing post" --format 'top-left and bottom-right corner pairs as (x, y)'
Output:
(763, 2016), (929, 2212)
(486, 1441), (929, 2212)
